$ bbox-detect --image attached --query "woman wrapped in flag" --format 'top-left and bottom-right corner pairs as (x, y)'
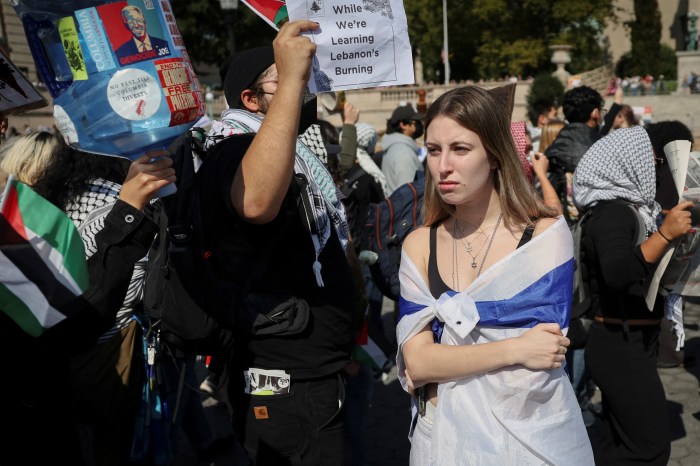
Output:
(397, 86), (594, 465)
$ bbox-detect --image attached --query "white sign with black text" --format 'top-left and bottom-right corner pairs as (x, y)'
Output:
(287, 0), (414, 92)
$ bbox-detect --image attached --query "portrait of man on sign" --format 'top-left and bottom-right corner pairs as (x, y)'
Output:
(113, 4), (171, 66)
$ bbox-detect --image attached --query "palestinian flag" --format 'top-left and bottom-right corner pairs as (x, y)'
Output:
(0, 176), (88, 337)
(352, 318), (389, 370)
(240, 0), (288, 30)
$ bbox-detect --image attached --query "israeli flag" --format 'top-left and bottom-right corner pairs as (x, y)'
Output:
(396, 217), (594, 465)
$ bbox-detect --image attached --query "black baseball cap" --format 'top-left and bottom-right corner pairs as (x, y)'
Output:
(222, 46), (275, 109)
(389, 104), (424, 124)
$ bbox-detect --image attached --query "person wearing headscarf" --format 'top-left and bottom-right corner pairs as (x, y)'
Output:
(645, 121), (695, 210)
(510, 121), (562, 214)
(353, 122), (388, 196)
(572, 126), (692, 465)
(509, 121), (534, 183)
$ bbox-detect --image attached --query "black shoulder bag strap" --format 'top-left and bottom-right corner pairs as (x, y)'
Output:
(294, 173), (318, 235)
(619, 201), (649, 337)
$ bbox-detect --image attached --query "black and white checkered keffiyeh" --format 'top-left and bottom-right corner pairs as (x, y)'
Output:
(298, 123), (328, 165)
(344, 122), (388, 196)
(65, 178), (146, 343)
(207, 109), (349, 287)
(573, 126), (661, 233)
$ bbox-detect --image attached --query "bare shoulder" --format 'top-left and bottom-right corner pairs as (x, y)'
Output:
(403, 225), (431, 259)
(532, 216), (560, 237)
(402, 225), (431, 282)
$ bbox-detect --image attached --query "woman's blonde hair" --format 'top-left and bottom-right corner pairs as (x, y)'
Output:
(538, 119), (565, 154)
(0, 131), (59, 186)
(422, 86), (556, 228)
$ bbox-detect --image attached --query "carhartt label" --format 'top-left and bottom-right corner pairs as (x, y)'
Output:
(253, 406), (269, 419)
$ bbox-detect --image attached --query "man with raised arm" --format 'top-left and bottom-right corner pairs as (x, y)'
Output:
(200, 21), (361, 464)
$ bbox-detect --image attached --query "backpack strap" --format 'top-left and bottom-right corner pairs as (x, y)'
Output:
(626, 203), (647, 245)
(293, 173), (319, 235)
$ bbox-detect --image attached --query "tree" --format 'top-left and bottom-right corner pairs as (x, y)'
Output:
(615, 0), (663, 78)
(172, 0), (277, 83)
(172, 0), (616, 85)
(403, 0), (447, 83)
(527, 73), (565, 110)
(469, 0), (615, 80)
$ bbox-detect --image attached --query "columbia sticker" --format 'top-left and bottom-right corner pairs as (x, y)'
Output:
(254, 406), (269, 420)
(107, 68), (161, 120)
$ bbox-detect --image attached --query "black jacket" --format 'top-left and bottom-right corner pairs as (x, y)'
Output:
(0, 200), (158, 465)
(545, 122), (602, 224)
(545, 122), (601, 173)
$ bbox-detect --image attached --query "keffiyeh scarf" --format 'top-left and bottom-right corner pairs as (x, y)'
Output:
(510, 121), (534, 183)
(349, 122), (388, 196)
(207, 109), (349, 287)
(573, 126), (661, 234)
(66, 178), (145, 342)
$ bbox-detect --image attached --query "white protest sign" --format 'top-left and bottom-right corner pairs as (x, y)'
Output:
(287, 0), (415, 92)
(664, 139), (692, 197)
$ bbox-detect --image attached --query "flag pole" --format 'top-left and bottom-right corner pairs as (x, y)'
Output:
(0, 174), (15, 214)
(442, 0), (450, 84)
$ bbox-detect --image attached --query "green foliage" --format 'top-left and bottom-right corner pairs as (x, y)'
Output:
(171, 0), (277, 81)
(171, 0), (616, 85)
(617, 43), (677, 80)
(658, 44), (677, 80)
(469, 0), (614, 79)
(616, 0), (662, 76)
(527, 73), (565, 109)
(404, 0), (453, 83)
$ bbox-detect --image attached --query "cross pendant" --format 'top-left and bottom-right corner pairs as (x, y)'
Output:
(471, 260), (477, 269)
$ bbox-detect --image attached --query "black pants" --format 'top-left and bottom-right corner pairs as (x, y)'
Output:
(585, 321), (670, 465)
(230, 371), (348, 465)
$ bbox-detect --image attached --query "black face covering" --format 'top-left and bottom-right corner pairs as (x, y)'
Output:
(412, 120), (424, 139)
(298, 93), (317, 135)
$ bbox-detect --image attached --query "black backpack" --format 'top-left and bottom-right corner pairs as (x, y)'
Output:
(567, 201), (646, 349)
(341, 165), (384, 254)
(142, 128), (240, 356)
(143, 130), (313, 355)
(363, 171), (425, 301)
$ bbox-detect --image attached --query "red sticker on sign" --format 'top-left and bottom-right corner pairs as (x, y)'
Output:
(154, 57), (200, 126)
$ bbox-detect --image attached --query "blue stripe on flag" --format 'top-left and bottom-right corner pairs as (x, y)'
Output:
(399, 259), (573, 332)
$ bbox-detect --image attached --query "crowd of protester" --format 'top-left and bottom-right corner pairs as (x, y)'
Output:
(2, 15), (700, 466)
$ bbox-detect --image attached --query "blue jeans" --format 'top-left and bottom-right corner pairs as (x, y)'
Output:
(567, 348), (595, 403)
